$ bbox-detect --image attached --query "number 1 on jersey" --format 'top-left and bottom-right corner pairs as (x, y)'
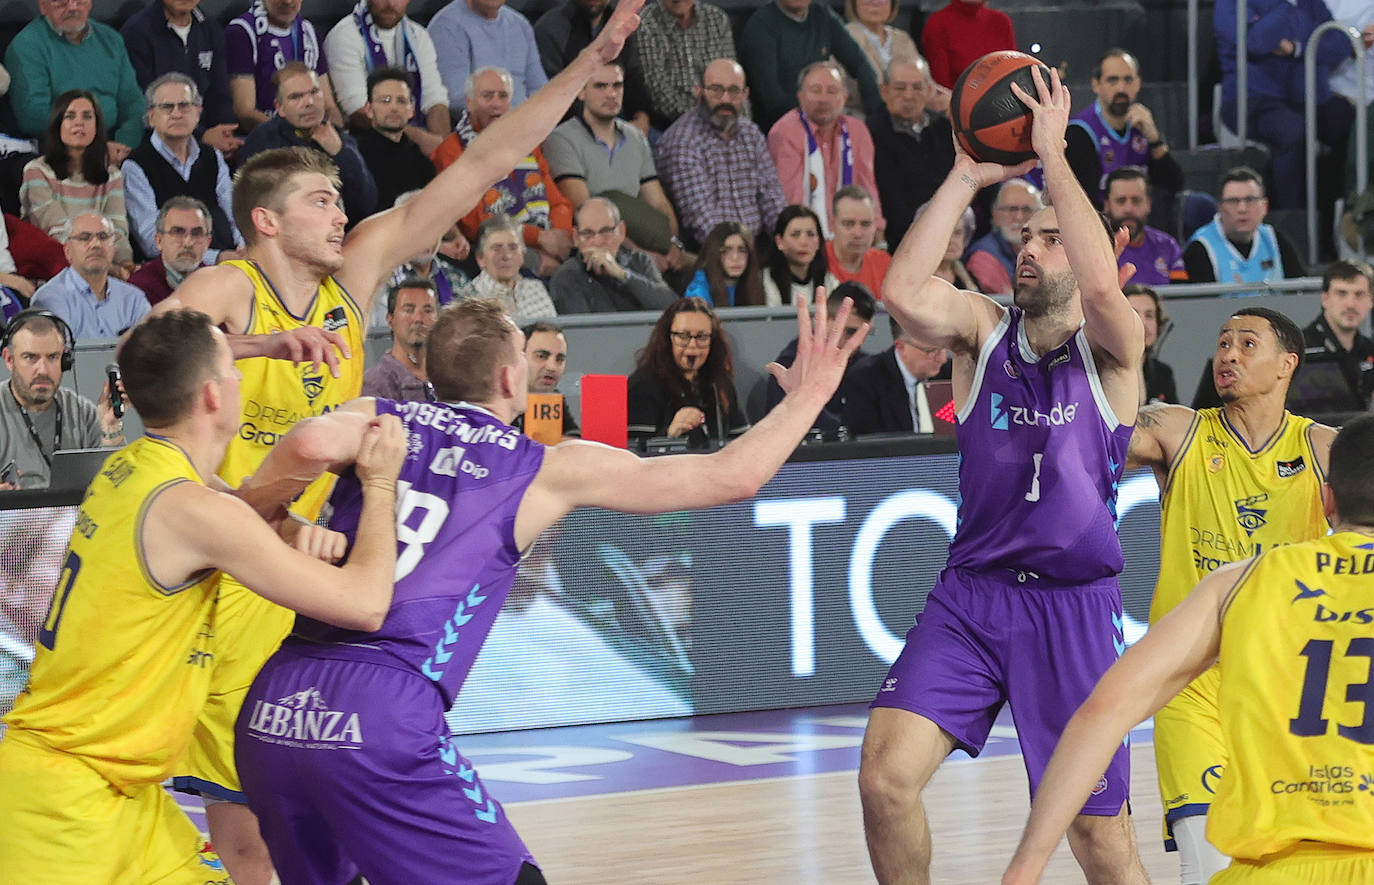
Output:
(1025, 452), (1045, 502)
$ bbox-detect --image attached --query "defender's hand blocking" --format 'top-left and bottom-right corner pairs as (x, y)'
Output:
(766, 290), (871, 399)
(355, 415), (407, 488)
(261, 326), (352, 379)
(590, 0), (643, 62)
(1009, 66), (1071, 163)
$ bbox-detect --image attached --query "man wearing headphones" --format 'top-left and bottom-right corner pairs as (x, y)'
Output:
(0, 310), (124, 490)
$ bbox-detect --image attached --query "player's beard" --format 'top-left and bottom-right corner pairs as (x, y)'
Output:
(1014, 267), (1076, 319)
(282, 226), (346, 277)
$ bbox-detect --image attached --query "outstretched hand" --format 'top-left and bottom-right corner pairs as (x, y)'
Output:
(590, 0), (644, 63)
(1112, 225), (1137, 288)
(1009, 66), (1071, 163)
(259, 326), (351, 379)
(766, 289), (871, 400)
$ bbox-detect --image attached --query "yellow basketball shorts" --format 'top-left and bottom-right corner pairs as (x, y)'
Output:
(1154, 664), (1226, 850)
(0, 729), (229, 883)
(1211, 844), (1374, 884)
(175, 576), (294, 801)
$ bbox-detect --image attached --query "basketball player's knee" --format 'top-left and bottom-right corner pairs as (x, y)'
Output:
(858, 747), (922, 812)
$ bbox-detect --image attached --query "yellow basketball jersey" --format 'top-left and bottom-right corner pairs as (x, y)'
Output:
(1208, 532), (1374, 860)
(4, 437), (219, 794)
(1152, 408), (1328, 624)
(216, 259), (365, 520)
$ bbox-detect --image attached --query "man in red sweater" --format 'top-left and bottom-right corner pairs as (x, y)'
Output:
(920, 0), (1017, 90)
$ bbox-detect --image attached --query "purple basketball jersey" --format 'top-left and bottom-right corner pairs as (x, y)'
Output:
(947, 308), (1132, 583)
(226, 11), (328, 115)
(1069, 103), (1150, 202)
(295, 401), (545, 705)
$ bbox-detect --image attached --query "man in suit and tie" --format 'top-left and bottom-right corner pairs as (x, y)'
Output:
(843, 315), (950, 434)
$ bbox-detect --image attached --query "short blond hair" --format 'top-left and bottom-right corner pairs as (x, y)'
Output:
(232, 147), (341, 245)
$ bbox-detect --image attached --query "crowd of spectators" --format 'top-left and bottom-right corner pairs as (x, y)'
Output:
(0, 0), (1369, 463)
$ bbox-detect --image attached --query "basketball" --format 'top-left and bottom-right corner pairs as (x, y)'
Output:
(950, 51), (1052, 165)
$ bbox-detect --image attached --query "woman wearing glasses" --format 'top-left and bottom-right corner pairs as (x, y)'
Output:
(627, 297), (749, 449)
(21, 90), (134, 269)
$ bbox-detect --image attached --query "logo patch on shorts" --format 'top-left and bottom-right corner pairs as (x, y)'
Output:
(1091, 776), (1108, 796)
(244, 686), (364, 749)
(880, 677), (898, 693)
(198, 841), (225, 870)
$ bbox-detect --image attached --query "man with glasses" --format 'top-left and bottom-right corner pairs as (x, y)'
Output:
(32, 214), (150, 338)
(324, 0), (450, 141)
(869, 57), (954, 248)
(843, 314), (950, 435)
(544, 61), (688, 276)
(549, 196), (677, 313)
(351, 68), (437, 210)
(655, 58), (785, 246)
(128, 197), (217, 306)
(1183, 165), (1305, 290)
(966, 178), (1043, 295)
(7, 0), (146, 163)
(123, 72), (243, 263)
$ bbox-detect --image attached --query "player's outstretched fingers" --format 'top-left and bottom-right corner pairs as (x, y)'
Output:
(1117, 261), (1137, 288)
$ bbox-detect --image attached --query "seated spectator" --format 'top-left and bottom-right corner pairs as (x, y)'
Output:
(324, 0), (450, 147)
(6, 0), (146, 162)
(535, 0), (652, 131)
(1183, 166), (1305, 288)
(549, 197), (678, 313)
(0, 310), (123, 490)
(627, 296), (749, 448)
(739, 0), (881, 130)
(32, 214), (149, 338)
(684, 221), (767, 306)
(544, 62), (687, 275)
(123, 73), (242, 263)
(512, 320), (580, 438)
(768, 61), (884, 239)
(965, 178), (1041, 295)
(457, 215), (558, 327)
(4, 215), (68, 285)
(1104, 167), (1185, 287)
(127, 196), (216, 306)
(1216, 0), (1353, 211)
(239, 63), (378, 226)
(120, 0), (241, 157)
(21, 91), (133, 266)
(843, 0), (935, 118)
(1301, 259), (1374, 411)
(353, 68), (437, 211)
(763, 205), (830, 305)
(869, 57), (954, 248)
(361, 277), (437, 401)
(825, 185), (891, 291)
(1125, 283), (1178, 405)
(920, 0), (1015, 92)
(369, 190), (471, 329)
(842, 314), (950, 435)
(432, 67), (572, 277)
(637, 0), (737, 132)
(917, 201), (979, 291)
(764, 280), (876, 437)
(655, 59), (786, 249)
(0, 218), (37, 314)
(1049, 49), (1183, 205)
(227, 0), (342, 132)
(426, 0), (546, 111)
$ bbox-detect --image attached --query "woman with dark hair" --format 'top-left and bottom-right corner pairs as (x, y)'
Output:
(627, 297), (750, 449)
(20, 90), (132, 265)
(1124, 283), (1178, 404)
(684, 221), (766, 307)
(762, 205), (830, 306)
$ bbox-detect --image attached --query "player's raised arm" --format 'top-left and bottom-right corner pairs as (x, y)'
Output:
(1013, 67), (1143, 372)
(883, 149), (1030, 354)
(337, 0), (646, 302)
(518, 292), (869, 545)
(1000, 559), (1243, 885)
(233, 400), (379, 518)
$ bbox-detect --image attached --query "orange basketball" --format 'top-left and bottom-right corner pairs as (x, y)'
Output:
(950, 51), (1051, 165)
